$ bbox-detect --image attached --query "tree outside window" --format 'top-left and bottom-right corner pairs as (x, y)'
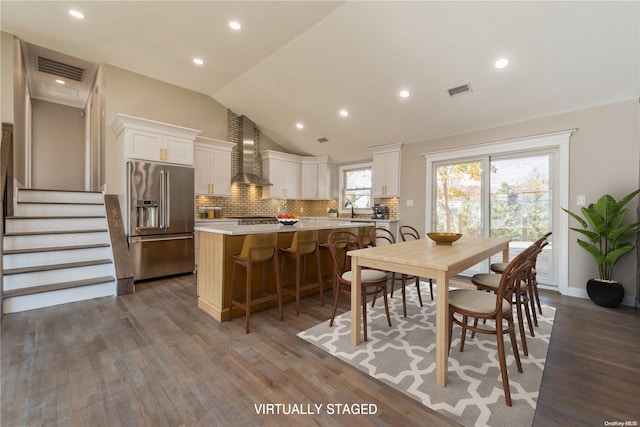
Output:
(343, 167), (372, 209)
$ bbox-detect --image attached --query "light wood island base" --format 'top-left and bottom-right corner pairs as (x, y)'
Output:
(196, 222), (374, 322)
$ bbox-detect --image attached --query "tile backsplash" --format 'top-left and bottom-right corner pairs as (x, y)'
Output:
(195, 190), (399, 219)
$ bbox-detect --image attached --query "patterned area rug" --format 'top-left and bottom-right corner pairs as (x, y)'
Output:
(298, 284), (556, 427)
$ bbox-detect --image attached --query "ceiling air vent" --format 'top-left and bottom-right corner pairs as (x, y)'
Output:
(37, 56), (85, 82)
(317, 137), (329, 143)
(447, 83), (473, 97)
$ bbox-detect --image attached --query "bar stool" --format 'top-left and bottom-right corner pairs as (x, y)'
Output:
(228, 233), (283, 333)
(279, 229), (324, 315)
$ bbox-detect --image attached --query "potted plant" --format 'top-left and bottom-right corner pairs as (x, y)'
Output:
(328, 208), (338, 218)
(562, 189), (640, 307)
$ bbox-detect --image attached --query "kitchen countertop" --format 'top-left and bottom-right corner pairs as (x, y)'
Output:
(195, 221), (374, 236)
(301, 216), (399, 223)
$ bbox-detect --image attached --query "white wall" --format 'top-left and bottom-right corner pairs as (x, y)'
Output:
(400, 99), (640, 301)
(1, 32), (14, 123)
(102, 65), (229, 199)
(31, 99), (85, 190)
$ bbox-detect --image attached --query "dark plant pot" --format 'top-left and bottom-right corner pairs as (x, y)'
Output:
(586, 279), (625, 308)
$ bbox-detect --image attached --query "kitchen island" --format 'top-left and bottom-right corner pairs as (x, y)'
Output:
(195, 221), (374, 321)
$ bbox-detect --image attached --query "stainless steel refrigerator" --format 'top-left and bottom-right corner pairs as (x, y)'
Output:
(127, 160), (194, 281)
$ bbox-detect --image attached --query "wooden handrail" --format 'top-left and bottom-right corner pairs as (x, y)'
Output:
(2, 123), (14, 218)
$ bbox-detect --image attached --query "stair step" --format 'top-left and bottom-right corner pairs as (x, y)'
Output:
(17, 189), (104, 204)
(3, 243), (111, 255)
(2, 281), (116, 313)
(3, 275), (116, 298)
(3, 260), (115, 291)
(15, 202), (106, 216)
(3, 259), (113, 276)
(4, 228), (109, 237)
(3, 230), (110, 251)
(8, 215), (105, 219)
(3, 244), (114, 270)
(18, 200), (104, 205)
(5, 217), (107, 233)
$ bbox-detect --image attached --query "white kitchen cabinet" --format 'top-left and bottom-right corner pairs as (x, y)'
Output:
(301, 155), (333, 200)
(262, 151), (301, 199)
(371, 142), (402, 197)
(194, 138), (235, 196)
(112, 114), (200, 166)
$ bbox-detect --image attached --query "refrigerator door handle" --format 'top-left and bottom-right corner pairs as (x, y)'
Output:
(165, 169), (171, 227)
(160, 170), (166, 228)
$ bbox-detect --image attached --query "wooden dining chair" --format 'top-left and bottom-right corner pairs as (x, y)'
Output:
(327, 231), (392, 342)
(490, 232), (551, 317)
(370, 227), (419, 317)
(470, 243), (541, 356)
(448, 249), (532, 406)
(398, 225), (434, 302)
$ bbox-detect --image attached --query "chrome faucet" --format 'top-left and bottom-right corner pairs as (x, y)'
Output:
(344, 200), (355, 218)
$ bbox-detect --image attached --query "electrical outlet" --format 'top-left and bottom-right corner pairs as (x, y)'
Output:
(406, 199), (414, 208)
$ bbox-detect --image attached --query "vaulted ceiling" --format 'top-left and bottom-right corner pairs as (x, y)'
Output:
(2, 1), (638, 162)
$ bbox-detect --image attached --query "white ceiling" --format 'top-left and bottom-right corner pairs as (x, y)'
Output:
(2, 1), (639, 163)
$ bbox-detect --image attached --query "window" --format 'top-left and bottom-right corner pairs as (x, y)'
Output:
(425, 130), (573, 294)
(339, 163), (372, 213)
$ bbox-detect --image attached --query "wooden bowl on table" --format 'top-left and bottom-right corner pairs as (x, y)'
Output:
(427, 232), (462, 245)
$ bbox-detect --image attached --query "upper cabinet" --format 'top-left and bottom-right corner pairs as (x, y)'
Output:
(194, 137), (235, 196)
(112, 114), (200, 165)
(262, 151), (301, 199)
(301, 155), (333, 200)
(370, 142), (402, 197)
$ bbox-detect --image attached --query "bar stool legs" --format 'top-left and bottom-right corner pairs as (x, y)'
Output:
(228, 233), (283, 333)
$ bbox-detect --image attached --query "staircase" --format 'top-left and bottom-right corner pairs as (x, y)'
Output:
(2, 189), (117, 313)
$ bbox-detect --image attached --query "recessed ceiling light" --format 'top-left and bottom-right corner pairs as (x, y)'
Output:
(68, 9), (86, 20)
(55, 79), (66, 85)
(193, 58), (204, 66)
(229, 21), (242, 30)
(399, 90), (410, 98)
(296, 122), (304, 129)
(339, 109), (349, 117)
(494, 58), (510, 69)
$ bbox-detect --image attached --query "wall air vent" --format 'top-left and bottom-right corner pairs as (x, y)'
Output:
(37, 56), (85, 82)
(317, 137), (329, 143)
(447, 83), (473, 97)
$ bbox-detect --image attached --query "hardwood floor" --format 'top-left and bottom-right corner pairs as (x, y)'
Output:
(2, 274), (638, 426)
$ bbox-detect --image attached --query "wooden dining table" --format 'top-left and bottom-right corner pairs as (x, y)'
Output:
(347, 235), (510, 387)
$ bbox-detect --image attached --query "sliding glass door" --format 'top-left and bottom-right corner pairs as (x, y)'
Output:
(433, 151), (555, 285)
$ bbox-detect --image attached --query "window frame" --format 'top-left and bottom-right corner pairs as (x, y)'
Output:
(423, 130), (573, 294)
(338, 162), (373, 215)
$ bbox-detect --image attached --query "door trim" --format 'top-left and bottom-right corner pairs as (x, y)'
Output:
(423, 129), (574, 295)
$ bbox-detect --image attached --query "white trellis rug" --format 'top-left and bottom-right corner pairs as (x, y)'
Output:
(298, 284), (556, 427)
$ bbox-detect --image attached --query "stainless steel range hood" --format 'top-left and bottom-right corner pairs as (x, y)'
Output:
(231, 116), (272, 186)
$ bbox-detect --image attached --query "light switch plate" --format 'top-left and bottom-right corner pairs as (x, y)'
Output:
(406, 199), (414, 208)
(577, 195), (586, 206)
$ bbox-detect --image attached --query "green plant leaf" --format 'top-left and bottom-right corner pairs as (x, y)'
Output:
(562, 208), (587, 229)
(576, 239), (606, 264)
(605, 243), (635, 265)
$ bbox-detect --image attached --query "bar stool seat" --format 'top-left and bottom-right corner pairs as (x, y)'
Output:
(279, 229), (324, 315)
(228, 233), (283, 333)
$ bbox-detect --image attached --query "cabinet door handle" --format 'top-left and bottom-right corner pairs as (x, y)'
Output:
(210, 183), (214, 194)
(164, 148), (168, 160)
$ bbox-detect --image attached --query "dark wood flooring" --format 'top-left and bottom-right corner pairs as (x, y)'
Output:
(2, 274), (639, 426)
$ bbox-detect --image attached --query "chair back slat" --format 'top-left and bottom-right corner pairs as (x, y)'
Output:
(239, 233), (277, 262)
(291, 229), (319, 255)
(327, 231), (360, 276)
(399, 225), (420, 241)
(371, 227), (395, 246)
